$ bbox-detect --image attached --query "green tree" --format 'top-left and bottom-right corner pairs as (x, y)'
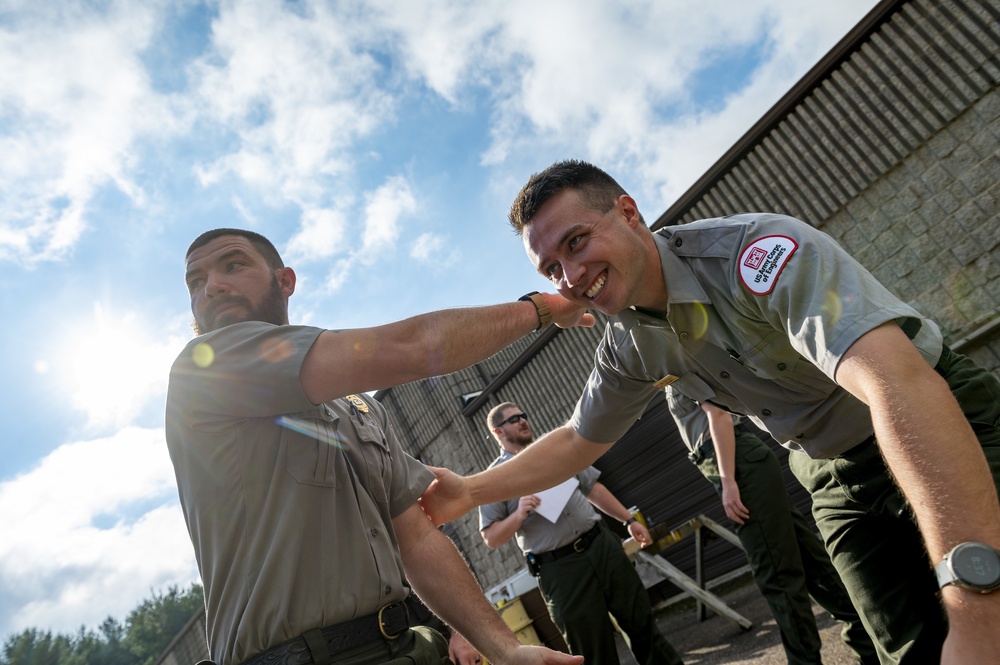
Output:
(123, 585), (204, 665)
(1, 584), (204, 665)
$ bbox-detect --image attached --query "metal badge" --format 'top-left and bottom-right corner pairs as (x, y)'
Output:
(345, 394), (369, 413)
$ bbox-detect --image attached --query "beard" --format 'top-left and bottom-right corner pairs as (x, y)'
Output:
(508, 428), (535, 448)
(193, 274), (286, 335)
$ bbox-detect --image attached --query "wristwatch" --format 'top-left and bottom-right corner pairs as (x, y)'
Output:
(623, 516), (638, 527)
(519, 291), (553, 331)
(934, 542), (1000, 593)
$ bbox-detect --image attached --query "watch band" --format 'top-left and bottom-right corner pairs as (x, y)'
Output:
(519, 291), (553, 331)
(624, 516), (638, 527)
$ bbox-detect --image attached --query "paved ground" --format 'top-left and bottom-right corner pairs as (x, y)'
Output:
(616, 573), (859, 664)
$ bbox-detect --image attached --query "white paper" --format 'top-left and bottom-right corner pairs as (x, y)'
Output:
(532, 476), (579, 523)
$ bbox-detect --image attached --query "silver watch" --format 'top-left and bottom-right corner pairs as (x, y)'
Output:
(934, 542), (1000, 593)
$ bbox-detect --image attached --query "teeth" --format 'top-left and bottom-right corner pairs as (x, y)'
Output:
(586, 273), (606, 298)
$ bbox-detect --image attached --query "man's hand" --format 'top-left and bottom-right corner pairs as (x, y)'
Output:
(719, 478), (750, 525)
(627, 520), (653, 548)
(504, 645), (585, 665)
(419, 466), (474, 525)
(447, 631), (481, 665)
(516, 495), (541, 520)
(544, 292), (596, 330)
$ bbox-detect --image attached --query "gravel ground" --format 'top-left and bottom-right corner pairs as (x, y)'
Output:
(616, 574), (859, 664)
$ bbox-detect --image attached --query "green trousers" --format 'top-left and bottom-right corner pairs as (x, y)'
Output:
(536, 523), (684, 665)
(695, 431), (877, 664)
(789, 345), (1000, 664)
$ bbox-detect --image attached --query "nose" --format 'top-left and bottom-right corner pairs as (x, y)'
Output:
(204, 271), (230, 298)
(562, 260), (586, 289)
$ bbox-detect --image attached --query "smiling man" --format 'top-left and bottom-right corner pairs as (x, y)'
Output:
(165, 228), (586, 665)
(419, 160), (1000, 665)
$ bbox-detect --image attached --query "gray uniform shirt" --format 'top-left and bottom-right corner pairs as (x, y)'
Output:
(478, 451), (601, 554)
(572, 213), (943, 458)
(165, 322), (433, 665)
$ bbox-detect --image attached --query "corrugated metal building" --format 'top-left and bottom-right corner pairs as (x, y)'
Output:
(375, 0), (1000, 599)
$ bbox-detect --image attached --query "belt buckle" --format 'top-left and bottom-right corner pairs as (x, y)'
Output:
(573, 537), (585, 553)
(378, 603), (403, 640)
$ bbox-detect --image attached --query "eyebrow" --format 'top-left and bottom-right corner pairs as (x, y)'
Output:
(185, 248), (251, 283)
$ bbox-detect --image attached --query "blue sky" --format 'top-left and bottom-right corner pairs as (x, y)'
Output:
(0, 0), (878, 640)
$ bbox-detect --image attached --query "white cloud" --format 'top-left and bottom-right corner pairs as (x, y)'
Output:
(320, 176), (417, 292)
(0, 427), (197, 636)
(0, 1), (180, 266)
(410, 233), (447, 263)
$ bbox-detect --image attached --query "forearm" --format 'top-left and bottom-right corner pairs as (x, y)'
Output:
(586, 483), (632, 523)
(703, 405), (737, 482)
(837, 325), (1000, 557)
(481, 514), (523, 548)
(398, 513), (520, 663)
(468, 426), (605, 507)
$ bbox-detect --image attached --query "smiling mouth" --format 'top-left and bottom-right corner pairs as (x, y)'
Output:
(585, 272), (607, 299)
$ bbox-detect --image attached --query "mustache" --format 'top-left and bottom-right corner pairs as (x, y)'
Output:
(205, 295), (251, 322)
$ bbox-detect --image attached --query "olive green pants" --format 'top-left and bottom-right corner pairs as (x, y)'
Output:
(695, 431), (877, 664)
(536, 523), (683, 665)
(789, 346), (1000, 664)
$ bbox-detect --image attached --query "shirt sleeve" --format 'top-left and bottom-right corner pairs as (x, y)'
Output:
(730, 214), (942, 380)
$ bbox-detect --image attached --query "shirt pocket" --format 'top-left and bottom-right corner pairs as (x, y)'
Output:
(738, 331), (803, 379)
(348, 410), (392, 505)
(283, 404), (345, 489)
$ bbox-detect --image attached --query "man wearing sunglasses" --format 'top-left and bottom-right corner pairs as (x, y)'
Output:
(478, 402), (683, 665)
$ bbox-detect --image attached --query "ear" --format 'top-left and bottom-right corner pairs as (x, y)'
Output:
(617, 195), (642, 229)
(277, 266), (297, 298)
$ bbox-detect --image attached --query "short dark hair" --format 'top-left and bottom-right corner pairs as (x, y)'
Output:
(487, 402), (518, 431)
(186, 228), (285, 270)
(509, 160), (630, 234)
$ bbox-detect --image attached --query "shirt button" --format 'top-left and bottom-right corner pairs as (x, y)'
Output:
(370, 528), (378, 538)
(385, 585), (392, 595)
(675, 238), (683, 247)
(797, 433), (805, 438)
(777, 363), (787, 371)
(679, 331), (689, 340)
(720, 371), (730, 379)
(762, 409), (772, 417)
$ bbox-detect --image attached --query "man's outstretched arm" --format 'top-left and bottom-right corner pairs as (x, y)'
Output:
(392, 503), (583, 665)
(420, 424), (608, 525)
(301, 295), (594, 404)
(835, 322), (1000, 664)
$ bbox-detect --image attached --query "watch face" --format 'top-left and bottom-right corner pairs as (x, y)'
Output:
(952, 543), (1000, 588)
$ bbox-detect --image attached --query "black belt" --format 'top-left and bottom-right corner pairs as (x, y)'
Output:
(530, 524), (602, 566)
(688, 439), (713, 464)
(241, 601), (410, 665)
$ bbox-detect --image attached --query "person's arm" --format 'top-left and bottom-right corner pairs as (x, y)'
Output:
(481, 495), (540, 548)
(300, 296), (594, 404)
(393, 504), (584, 665)
(420, 425), (608, 525)
(585, 482), (652, 548)
(835, 322), (1000, 664)
(701, 403), (750, 525)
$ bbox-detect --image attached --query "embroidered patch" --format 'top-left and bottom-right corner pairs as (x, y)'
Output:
(738, 235), (798, 295)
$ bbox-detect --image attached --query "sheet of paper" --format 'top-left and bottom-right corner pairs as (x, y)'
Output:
(532, 476), (579, 523)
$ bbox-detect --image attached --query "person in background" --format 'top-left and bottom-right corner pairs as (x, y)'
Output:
(665, 388), (877, 664)
(479, 402), (683, 665)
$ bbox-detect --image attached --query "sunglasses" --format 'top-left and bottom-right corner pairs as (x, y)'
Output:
(500, 412), (528, 426)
